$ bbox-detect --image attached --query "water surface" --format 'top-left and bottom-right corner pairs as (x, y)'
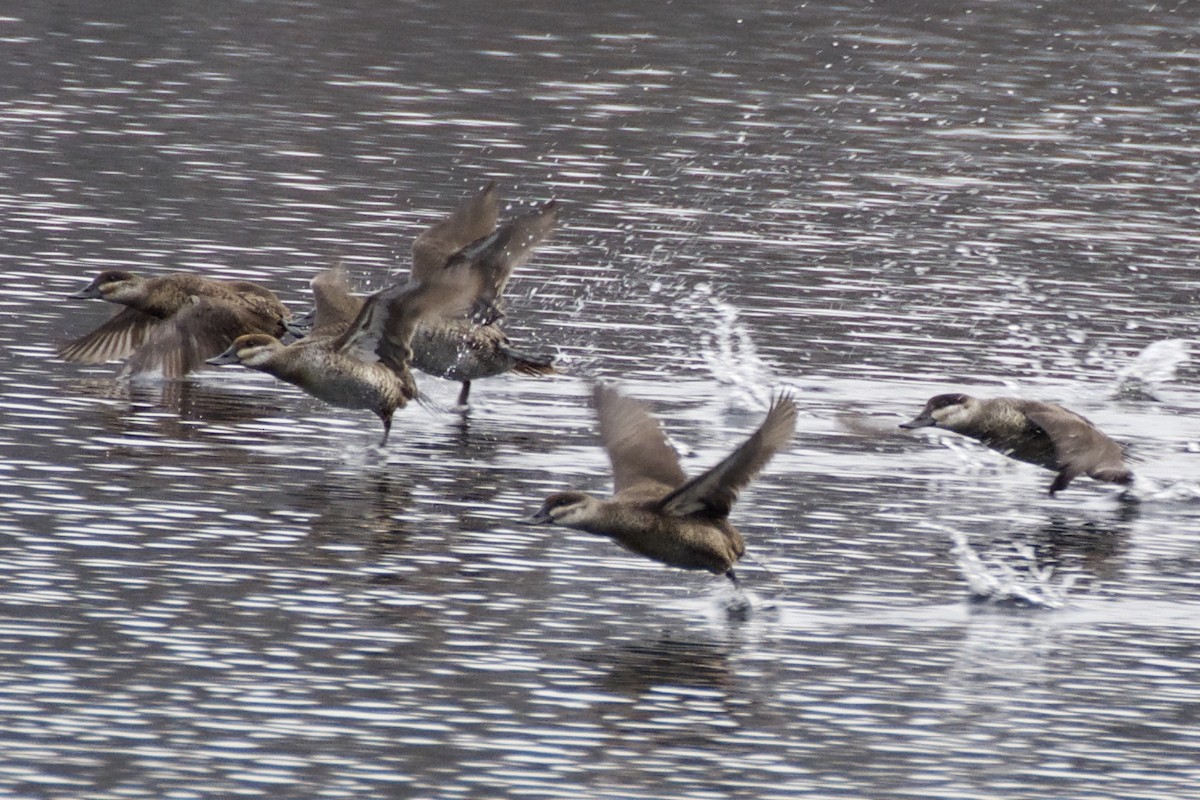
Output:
(2, 2), (1200, 798)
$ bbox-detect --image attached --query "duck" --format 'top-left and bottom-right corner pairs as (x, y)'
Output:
(528, 386), (797, 585)
(205, 216), (523, 446)
(287, 183), (559, 405)
(900, 393), (1134, 495)
(58, 270), (291, 378)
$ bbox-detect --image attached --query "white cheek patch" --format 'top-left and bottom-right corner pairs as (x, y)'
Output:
(557, 504), (589, 526)
(243, 349), (273, 367)
(934, 405), (970, 428)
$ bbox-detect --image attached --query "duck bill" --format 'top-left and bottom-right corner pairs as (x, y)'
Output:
(283, 308), (315, 338)
(523, 508), (553, 525)
(206, 345), (241, 366)
(899, 414), (935, 429)
(68, 284), (102, 300)
(283, 320), (312, 339)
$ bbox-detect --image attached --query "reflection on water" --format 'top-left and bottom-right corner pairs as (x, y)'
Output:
(2, 0), (1200, 798)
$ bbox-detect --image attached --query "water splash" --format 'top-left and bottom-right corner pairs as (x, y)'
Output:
(939, 526), (1077, 609)
(1112, 338), (1190, 400)
(687, 284), (778, 410)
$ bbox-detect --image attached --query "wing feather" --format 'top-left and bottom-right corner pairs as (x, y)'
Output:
(1024, 406), (1127, 475)
(126, 298), (281, 378)
(658, 394), (797, 519)
(411, 182), (500, 281)
(58, 307), (161, 364)
(594, 385), (688, 494)
(446, 200), (557, 308)
(309, 266), (364, 335)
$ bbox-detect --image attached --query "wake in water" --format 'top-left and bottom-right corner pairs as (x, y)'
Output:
(1108, 339), (1200, 500)
(1074, 337), (1200, 501)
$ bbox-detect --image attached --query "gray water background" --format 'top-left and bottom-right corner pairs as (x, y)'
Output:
(2, 1), (1200, 798)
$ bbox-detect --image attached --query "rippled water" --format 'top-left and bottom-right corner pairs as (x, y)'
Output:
(2, 2), (1200, 798)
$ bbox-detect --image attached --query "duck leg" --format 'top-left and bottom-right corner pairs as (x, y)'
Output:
(1048, 468), (1076, 496)
(377, 414), (393, 447)
(457, 380), (472, 406)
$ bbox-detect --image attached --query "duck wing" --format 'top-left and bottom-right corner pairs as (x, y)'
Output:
(411, 182), (500, 282)
(446, 199), (557, 309)
(58, 306), (161, 364)
(658, 394), (797, 519)
(309, 266), (364, 335)
(593, 385), (688, 494)
(334, 257), (491, 373)
(1024, 406), (1128, 477)
(126, 297), (285, 378)
(339, 201), (552, 373)
(227, 282), (289, 333)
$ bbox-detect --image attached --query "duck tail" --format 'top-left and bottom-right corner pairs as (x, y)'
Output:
(414, 389), (453, 414)
(504, 346), (557, 377)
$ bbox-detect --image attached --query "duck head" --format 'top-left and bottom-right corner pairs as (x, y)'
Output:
(901, 393), (977, 431)
(527, 491), (601, 527)
(207, 333), (284, 367)
(69, 270), (141, 301)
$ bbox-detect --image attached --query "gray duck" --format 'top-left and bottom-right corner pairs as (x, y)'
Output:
(288, 183), (558, 404)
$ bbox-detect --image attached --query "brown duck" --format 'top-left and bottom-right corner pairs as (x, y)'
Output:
(901, 393), (1134, 495)
(206, 215), (525, 445)
(529, 386), (797, 584)
(58, 270), (290, 378)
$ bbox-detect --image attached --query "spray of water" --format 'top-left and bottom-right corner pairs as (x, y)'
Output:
(1112, 338), (1190, 400)
(932, 524), (1078, 609)
(682, 284), (779, 411)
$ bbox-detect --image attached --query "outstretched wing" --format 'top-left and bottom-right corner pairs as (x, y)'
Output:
(334, 257), (489, 372)
(658, 394), (797, 519)
(446, 199), (557, 309)
(594, 384), (688, 494)
(58, 306), (162, 364)
(411, 182), (500, 281)
(124, 297), (279, 378)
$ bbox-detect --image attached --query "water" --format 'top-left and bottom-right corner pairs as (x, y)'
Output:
(3, 2), (1200, 798)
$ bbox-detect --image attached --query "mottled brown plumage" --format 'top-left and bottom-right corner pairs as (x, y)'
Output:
(59, 270), (290, 378)
(901, 393), (1134, 495)
(529, 386), (797, 583)
(289, 185), (559, 404)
